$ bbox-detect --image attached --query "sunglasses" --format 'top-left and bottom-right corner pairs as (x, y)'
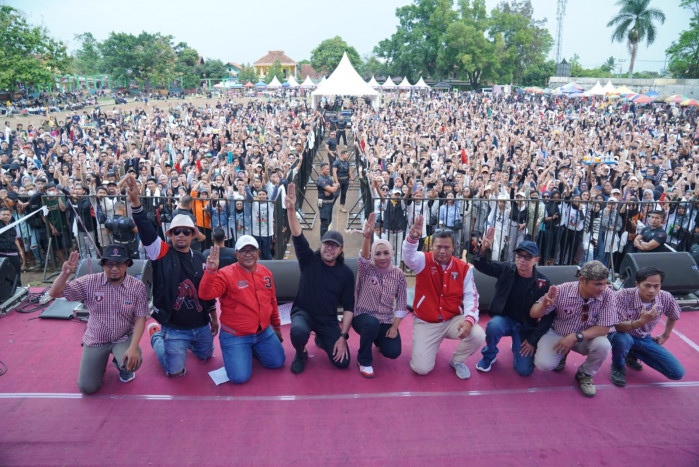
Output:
(171, 228), (193, 236)
(581, 303), (589, 322)
(542, 195), (550, 198)
(238, 247), (258, 255)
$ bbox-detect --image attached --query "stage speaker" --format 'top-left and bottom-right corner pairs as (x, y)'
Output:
(76, 259), (153, 300)
(619, 252), (699, 294)
(0, 257), (19, 302)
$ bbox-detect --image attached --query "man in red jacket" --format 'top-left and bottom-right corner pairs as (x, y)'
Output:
(402, 215), (485, 379)
(199, 235), (285, 384)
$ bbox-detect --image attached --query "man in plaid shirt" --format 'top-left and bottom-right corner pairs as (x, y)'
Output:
(49, 245), (149, 394)
(531, 261), (620, 397)
(608, 266), (685, 387)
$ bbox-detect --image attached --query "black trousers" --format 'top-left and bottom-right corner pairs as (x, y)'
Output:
(290, 308), (349, 368)
(351, 313), (401, 366)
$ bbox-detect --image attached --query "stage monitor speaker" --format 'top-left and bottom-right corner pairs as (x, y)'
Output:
(0, 257), (19, 302)
(619, 252), (699, 294)
(76, 259), (153, 300)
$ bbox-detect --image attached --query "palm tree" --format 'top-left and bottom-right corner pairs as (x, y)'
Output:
(607, 0), (665, 78)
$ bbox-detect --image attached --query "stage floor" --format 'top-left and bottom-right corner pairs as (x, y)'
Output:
(1, 295), (698, 466)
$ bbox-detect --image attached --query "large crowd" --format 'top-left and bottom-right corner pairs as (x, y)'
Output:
(0, 90), (698, 282)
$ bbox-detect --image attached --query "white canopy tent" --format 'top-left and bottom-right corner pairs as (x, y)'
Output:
(300, 75), (316, 88)
(602, 81), (617, 95)
(397, 77), (412, 89)
(311, 53), (380, 109)
(267, 76), (283, 89)
(413, 77), (430, 90)
(381, 77), (397, 89)
(286, 75), (300, 87)
(584, 81), (606, 97)
(367, 75), (381, 88)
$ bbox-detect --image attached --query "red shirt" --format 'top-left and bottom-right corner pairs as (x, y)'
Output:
(199, 263), (280, 336)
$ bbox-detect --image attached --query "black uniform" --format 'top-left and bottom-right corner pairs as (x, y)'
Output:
(316, 174), (336, 239)
(333, 158), (351, 206)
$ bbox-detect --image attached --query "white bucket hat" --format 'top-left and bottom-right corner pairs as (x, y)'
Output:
(165, 214), (200, 236)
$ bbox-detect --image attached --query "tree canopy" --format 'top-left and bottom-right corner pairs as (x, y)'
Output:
(0, 6), (71, 91)
(607, 0), (666, 78)
(310, 36), (362, 75)
(666, 0), (699, 78)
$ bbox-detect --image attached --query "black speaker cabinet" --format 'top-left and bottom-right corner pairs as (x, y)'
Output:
(0, 257), (19, 302)
(76, 258), (153, 300)
(619, 252), (699, 294)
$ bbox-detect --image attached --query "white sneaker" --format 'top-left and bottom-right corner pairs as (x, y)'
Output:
(450, 361), (471, 380)
(358, 364), (375, 378)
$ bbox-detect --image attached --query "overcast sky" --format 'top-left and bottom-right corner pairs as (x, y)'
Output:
(9, 0), (687, 74)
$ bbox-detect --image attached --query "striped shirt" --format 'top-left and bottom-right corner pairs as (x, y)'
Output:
(613, 288), (681, 338)
(63, 273), (150, 347)
(354, 254), (408, 324)
(542, 281), (618, 336)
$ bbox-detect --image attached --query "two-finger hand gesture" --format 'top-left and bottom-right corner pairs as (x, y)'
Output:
(363, 212), (376, 237)
(206, 245), (219, 271)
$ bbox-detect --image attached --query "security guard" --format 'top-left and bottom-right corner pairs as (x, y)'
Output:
(333, 150), (353, 213)
(104, 201), (139, 259)
(316, 162), (339, 239)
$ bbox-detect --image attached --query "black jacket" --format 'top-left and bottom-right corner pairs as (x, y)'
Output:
(472, 254), (553, 346)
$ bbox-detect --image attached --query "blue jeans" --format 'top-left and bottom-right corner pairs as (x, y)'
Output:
(608, 332), (685, 380)
(255, 236), (273, 260)
(219, 326), (285, 384)
(150, 323), (214, 375)
(481, 315), (535, 376)
(351, 313), (401, 366)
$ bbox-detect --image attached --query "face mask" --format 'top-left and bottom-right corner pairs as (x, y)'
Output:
(27, 190), (36, 196)
(48, 191), (57, 197)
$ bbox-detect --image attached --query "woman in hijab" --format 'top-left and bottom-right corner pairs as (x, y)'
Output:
(351, 212), (408, 378)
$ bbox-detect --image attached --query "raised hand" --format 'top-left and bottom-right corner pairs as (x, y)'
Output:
(124, 174), (140, 206)
(363, 212), (376, 238)
(480, 227), (495, 253)
(284, 182), (296, 210)
(206, 245), (219, 271)
(62, 250), (80, 276)
(543, 284), (558, 307)
(409, 214), (423, 239)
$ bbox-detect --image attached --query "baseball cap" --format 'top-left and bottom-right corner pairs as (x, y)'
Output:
(101, 244), (133, 266)
(235, 235), (259, 251)
(515, 241), (539, 257)
(321, 230), (344, 247)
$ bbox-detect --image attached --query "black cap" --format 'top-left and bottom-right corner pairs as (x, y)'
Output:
(321, 230), (344, 247)
(101, 244), (134, 266)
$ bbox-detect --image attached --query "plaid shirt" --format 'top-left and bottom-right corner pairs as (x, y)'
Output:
(354, 254), (408, 324)
(63, 273), (149, 346)
(542, 281), (619, 336)
(613, 288), (681, 338)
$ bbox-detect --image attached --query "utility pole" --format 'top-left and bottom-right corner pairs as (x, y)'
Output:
(554, 0), (568, 65)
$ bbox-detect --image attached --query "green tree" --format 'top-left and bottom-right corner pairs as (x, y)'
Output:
(360, 55), (388, 79)
(173, 42), (200, 89)
(73, 32), (102, 75)
(488, 0), (553, 85)
(666, 0), (699, 78)
(310, 36), (362, 74)
(374, 0), (457, 81)
(196, 59), (226, 80)
(0, 6), (71, 91)
(100, 32), (177, 87)
(600, 56), (617, 73)
(607, 0), (666, 78)
(265, 60), (285, 84)
(437, 0), (501, 88)
(237, 63), (258, 84)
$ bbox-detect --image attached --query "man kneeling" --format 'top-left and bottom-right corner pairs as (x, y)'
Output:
(49, 246), (149, 394)
(608, 267), (685, 387)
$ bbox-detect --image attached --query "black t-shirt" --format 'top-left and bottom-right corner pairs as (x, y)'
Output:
(326, 138), (338, 152)
(503, 273), (536, 324)
(641, 226), (667, 250)
(168, 250), (209, 329)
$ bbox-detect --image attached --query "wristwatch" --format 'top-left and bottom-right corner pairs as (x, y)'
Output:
(576, 331), (584, 343)
(340, 332), (350, 340)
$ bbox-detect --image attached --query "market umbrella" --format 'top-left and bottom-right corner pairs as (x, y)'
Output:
(632, 94), (653, 104)
(642, 90), (659, 97)
(243, 81), (254, 88)
(665, 94), (688, 103)
(680, 99), (698, 106)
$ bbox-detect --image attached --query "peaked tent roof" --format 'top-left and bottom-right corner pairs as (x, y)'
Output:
(397, 77), (412, 89)
(311, 52), (379, 109)
(602, 81), (617, 94)
(413, 77), (430, 89)
(267, 76), (283, 88)
(367, 75), (381, 88)
(382, 77), (397, 88)
(584, 81), (605, 97)
(300, 75), (316, 88)
(286, 75), (300, 87)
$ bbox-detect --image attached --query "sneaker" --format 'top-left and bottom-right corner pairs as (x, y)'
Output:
(476, 356), (497, 372)
(450, 361), (471, 380)
(112, 357), (135, 383)
(554, 353), (568, 373)
(626, 352), (643, 371)
(340, 207), (347, 213)
(290, 349), (308, 374)
(358, 363), (375, 378)
(610, 364), (626, 387)
(575, 369), (596, 397)
(148, 322), (161, 338)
